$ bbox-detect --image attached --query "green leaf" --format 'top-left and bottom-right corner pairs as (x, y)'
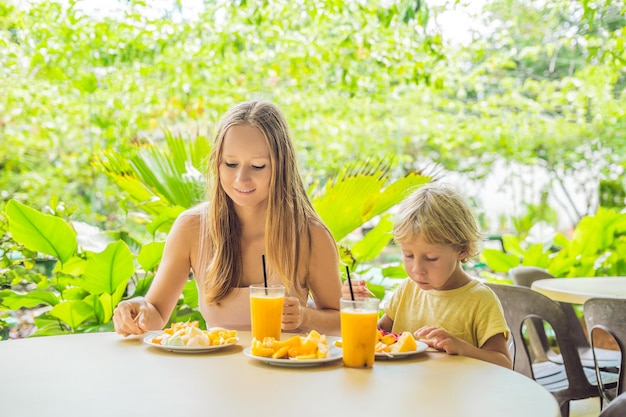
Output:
(48, 300), (93, 329)
(0, 289), (59, 309)
(81, 241), (134, 295)
(366, 282), (386, 301)
(181, 279), (199, 309)
(481, 249), (520, 273)
(553, 233), (570, 249)
(146, 206), (184, 236)
(137, 241), (165, 272)
(84, 293), (104, 323)
(381, 264), (408, 279)
(312, 160), (430, 241)
(31, 316), (69, 337)
(521, 243), (550, 267)
(62, 287), (89, 300)
(351, 215), (393, 262)
(54, 255), (86, 276)
(501, 234), (524, 257)
(5, 200), (77, 264)
(365, 173), (431, 218)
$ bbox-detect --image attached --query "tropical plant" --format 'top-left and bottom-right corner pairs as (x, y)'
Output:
(481, 207), (626, 278)
(0, 131), (430, 338)
(0, 199), (201, 338)
(94, 131), (210, 236)
(96, 131), (431, 299)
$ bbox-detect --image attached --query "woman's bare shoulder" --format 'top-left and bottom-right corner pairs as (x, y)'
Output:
(172, 203), (207, 232)
(308, 219), (335, 242)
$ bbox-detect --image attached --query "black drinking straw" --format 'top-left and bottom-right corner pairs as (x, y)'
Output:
(262, 255), (268, 294)
(346, 265), (355, 301)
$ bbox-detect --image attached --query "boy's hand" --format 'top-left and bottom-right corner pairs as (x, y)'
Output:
(341, 279), (373, 299)
(414, 326), (467, 355)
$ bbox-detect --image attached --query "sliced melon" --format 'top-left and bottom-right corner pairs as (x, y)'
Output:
(389, 331), (417, 353)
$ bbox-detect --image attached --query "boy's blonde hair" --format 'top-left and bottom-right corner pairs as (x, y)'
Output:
(197, 100), (328, 303)
(392, 182), (481, 262)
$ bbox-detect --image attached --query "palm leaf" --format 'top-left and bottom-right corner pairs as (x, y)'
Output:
(311, 158), (431, 241)
(95, 132), (210, 214)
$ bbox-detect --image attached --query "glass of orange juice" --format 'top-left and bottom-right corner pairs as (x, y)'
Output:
(250, 284), (285, 340)
(340, 297), (380, 368)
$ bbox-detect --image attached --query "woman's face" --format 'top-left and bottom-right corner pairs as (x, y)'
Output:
(400, 235), (467, 291)
(219, 124), (272, 212)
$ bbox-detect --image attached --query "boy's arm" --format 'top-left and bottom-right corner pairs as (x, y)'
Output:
(461, 333), (512, 369)
(378, 314), (393, 332)
(415, 327), (512, 369)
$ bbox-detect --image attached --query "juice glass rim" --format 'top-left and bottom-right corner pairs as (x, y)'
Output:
(249, 283), (285, 289)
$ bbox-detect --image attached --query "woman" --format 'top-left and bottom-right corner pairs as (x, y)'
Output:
(114, 100), (342, 336)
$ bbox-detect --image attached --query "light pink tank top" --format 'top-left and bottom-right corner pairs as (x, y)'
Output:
(196, 275), (308, 330)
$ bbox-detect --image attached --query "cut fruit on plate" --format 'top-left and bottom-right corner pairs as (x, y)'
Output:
(389, 331), (418, 353)
(375, 340), (429, 359)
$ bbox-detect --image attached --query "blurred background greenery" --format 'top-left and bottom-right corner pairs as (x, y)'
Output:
(1, 0), (625, 337)
(2, 0), (624, 233)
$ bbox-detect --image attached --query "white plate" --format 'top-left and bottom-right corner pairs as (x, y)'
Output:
(243, 346), (343, 367)
(375, 340), (429, 359)
(143, 333), (239, 353)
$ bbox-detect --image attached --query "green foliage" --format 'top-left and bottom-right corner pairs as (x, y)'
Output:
(309, 160), (431, 249)
(308, 159), (431, 292)
(93, 132), (209, 234)
(481, 207), (626, 277)
(2, 0), (626, 333)
(1, 132), (431, 336)
(0, 199), (192, 336)
(0, 0), (441, 229)
(5, 200), (77, 264)
(97, 130), (432, 277)
(510, 191), (558, 239)
(599, 179), (626, 208)
(2, 0), (625, 237)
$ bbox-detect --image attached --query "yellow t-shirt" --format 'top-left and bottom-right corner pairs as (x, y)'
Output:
(385, 278), (509, 348)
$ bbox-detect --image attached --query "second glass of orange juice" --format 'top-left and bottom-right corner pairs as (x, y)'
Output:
(250, 284), (285, 340)
(340, 297), (380, 368)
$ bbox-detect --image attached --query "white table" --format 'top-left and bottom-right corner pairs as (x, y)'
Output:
(531, 277), (626, 304)
(0, 332), (559, 417)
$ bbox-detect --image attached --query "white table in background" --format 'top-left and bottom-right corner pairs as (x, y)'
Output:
(531, 277), (626, 304)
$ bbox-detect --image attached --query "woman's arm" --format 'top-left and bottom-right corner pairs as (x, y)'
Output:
(297, 223), (343, 336)
(114, 212), (197, 335)
(144, 213), (199, 326)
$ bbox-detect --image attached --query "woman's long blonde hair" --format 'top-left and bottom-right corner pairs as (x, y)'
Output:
(198, 100), (323, 304)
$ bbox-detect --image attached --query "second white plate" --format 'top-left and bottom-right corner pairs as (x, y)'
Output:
(243, 346), (343, 367)
(375, 340), (429, 359)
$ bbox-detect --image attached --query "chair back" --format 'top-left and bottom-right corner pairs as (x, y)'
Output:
(584, 297), (626, 402)
(487, 282), (603, 417)
(599, 391), (626, 417)
(508, 265), (554, 287)
(508, 266), (591, 352)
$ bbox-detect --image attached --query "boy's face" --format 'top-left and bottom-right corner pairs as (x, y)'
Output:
(399, 236), (468, 291)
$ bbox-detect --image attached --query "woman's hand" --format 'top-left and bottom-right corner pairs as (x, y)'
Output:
(282, 296), (304, 331)
(113, 297), (161, 336)
(341, 279), (372, 299)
